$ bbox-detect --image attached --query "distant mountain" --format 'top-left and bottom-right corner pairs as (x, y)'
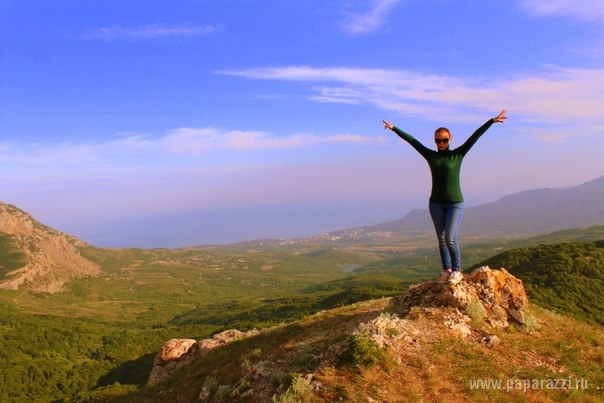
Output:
(366, 174), (604, 237)
(0, 203), (99, 292)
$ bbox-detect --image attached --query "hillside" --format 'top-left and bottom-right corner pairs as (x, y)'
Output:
(109, 268), (604, 403)
(0, 202), (99, 292)
(0, 203), (409, 402)
(362, 174), (604, 238)
(470, 239), (604, 325)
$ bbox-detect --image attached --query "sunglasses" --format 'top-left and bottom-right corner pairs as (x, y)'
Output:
(435, 138), (450, 144)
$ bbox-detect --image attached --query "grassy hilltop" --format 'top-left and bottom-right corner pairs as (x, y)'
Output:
(112, 301), (603, 403)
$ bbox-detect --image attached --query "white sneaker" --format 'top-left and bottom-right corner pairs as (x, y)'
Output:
(438, 269), (453, 283)
(448, 271), (463, 284)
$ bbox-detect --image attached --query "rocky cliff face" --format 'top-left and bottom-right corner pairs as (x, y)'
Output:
(0, 203), (99, 293)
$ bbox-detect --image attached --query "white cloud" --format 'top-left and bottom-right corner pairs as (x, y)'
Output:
(533, 133), (572, 143)
(518, 1), (604, 58)
(309, 86), (364, 104)
(519, 0), (604, 22)
(219, 65), (604, 126)
(341, 0), (401, 34)
(0, 128), (385, 168)
(162, 128), (301, 152)
(81, 24), (217, 40)
(162, 128), (385, 153)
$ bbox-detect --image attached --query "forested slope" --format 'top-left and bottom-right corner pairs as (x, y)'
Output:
(471, 240), (604, 325)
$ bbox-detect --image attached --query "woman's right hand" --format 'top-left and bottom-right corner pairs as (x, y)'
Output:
(382, 120), (394, 130)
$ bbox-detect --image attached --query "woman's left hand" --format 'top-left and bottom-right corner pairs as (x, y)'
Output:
(493, 110), (507, 123)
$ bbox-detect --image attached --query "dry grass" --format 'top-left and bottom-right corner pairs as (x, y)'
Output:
(313, 303), (603, 403)
(119, 299), (604, 403)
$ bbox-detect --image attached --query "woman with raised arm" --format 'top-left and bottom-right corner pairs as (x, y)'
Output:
(383, 110), (507, 284)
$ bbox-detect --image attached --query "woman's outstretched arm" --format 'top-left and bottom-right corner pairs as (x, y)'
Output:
(382, 120), (431, 157)
(457, 109), (508, 154)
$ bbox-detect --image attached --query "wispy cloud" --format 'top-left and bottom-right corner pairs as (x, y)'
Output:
(160, 128), (297, 153)
(533, 132), (573, 143)
(341, 0), (401, 34)
(219, 65), (604, 127)
(81, 24), (217, 40)
(518, 1), (604, 58)
(519, 0), (604, 22)
(160, 128), (386, 153)
(0, 128), (386, 167)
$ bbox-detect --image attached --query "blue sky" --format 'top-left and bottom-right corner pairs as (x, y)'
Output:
(1, 0), (603, 248)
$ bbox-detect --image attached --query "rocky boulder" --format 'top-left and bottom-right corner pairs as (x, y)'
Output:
(387, 266), (528, 328)
(148, 329), (260, 386)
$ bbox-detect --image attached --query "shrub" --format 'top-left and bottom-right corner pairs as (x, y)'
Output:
(292, 343), (315, 371)
(273, 375), (313, 403)
(465, 301), (487, 324)
(338, 334), (386, 369)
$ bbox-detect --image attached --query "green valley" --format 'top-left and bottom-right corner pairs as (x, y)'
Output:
(1, 225), (603, 401)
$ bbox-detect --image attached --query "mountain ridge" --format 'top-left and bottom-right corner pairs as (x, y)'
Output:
(0, 202), (99, 292)
(1, 174), (602, 292)
(362, 174), (604, 237)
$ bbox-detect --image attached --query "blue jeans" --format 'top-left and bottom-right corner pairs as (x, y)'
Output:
(429, 202), (464, 271)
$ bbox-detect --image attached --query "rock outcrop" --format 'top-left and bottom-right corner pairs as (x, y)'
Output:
(148, 329), (260, 386)
(0, 202), (99, 292)
(349, 267), (530, 378)
(387, 266), (528, 328)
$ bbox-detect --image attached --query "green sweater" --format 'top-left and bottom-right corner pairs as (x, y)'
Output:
(393, 119), (495, 203)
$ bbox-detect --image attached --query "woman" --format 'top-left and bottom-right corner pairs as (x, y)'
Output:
(383, 110), (507, 284)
